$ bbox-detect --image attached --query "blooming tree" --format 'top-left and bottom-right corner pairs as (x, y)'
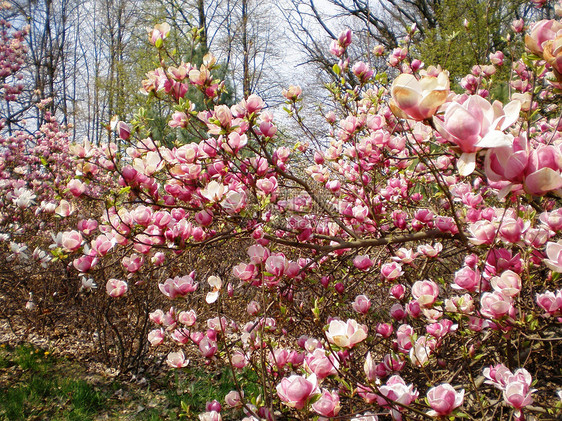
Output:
(2, 2), (562, 420)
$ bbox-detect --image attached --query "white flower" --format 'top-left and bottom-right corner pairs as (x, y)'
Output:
(12, 188), (36, 209)
(206, 275), (222, 304)
(7, 242), (29, 261)
(201, 180), (228, 203)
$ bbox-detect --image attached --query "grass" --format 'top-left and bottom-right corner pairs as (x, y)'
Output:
(0, 343), (262, 420)
(0, 344), (106, 420)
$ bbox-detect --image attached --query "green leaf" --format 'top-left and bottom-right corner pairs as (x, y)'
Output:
(333, 63), (341, 76)
(118, 186), (131, 195)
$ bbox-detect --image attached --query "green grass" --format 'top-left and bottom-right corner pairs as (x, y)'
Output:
(0, 343), (263, 420)
(0, 344), (106, 421)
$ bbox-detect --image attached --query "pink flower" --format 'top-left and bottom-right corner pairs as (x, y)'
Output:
(536, 290), (562, 316)
(199, 337), (218, 358)
(468, 220), (496, 245)
(434, 95), (520, 175)
(512, 19), (525, 33)
(312, 389), (341, 417)
(544, 241), (562, 272)
(166, 350), (189, 368)
(375, 375), (419, 417)
(195, 209), (213, 227)
(61, 230), (83, 252)
(247, 244), (270, 264)
(122, 254), (144, 273)
(353, 255), (374, 271)
(198, 411), (221, 421)
(390, 303), (407, 321)
(106, 279), (128, 297)
(411, 280), (440, 307)
(390, 72), (450, 121)
(265, 254), (288, 277)
(483, 363), (512, 389)
(503, 369), (536, 415)
(169, 111), (188, 128)
(276, 374), (319, 410)
(480, 291), (515, 320)
(426, 319), (457, 340)
(536, 211), (562, 234)
(381, 262), (404, 280)
(77, 219), (98, 235)
(67, 179), (86, 197)
(149, 22), (171, 45)
(383, 353), (405, 373)
(305, 348), (339, 379)
(410, 336), (436, 367)
(73, 255), (98, 272)
(390, 284), (406, 300)
(148, 328), (165, 346)
(396, 324), (414, 352)
(524, 145), (562, 196)
(453, 266), (481, 292)
(352, 295), (372, 314)
(426, 383), (464, 416)
(391, 248), (418, 264)
(326, 319), (368, 348)
(225, 390), (243, 408)
(92, 234), (114, 256)
(364, 352), (377, 383)
(282, 85), (302, 101)
(376, 323), (394, 338)
(484, 134), (529, 187)
(178, 310), (197, 326)
(232, 263), (257, 281)
(491, 270), (522, 298)
(352, 61), (374, 82)
(525, 19), (562, 56)
(159, 274), (198, 299)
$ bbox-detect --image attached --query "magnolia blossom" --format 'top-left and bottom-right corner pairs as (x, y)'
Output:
(304, 348), (339, 379)
(325, 319), (368, 348)
(198, 411), (221, 421)
(536, 290), (562, 316)
(426, 383), (464, 417)
(453, 266), (481, 292)
(381, 262), (404, 280)
(434, 95), (521, 175)
(353, 255), (374, 271)
(411, 280), (440, 307)
(410, 336), (436, 367)
(352, 295), (372, 314)
(225, 390), (243, 408)
(312, 389), (341, 418)
(544, 240), (562, 272)
(200, 180), (228, 203)
(58, 231), (83, 254)
(390, 71), (450, 121)
(148, 328), (165, 346)
(159, 274), (198, 299)
(106, 278), (128, 297)
(166, 350), (189, 368)
(490, 270), (522, 297)
(206, 275), (222, 304)
(276, 374), (319, 410)
(480, 291), (515, 320)
(502, 369), (536, 416)
(375, 375), (419, 419)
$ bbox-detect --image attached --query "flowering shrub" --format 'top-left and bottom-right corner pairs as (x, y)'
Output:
(2, 3), (562, 421)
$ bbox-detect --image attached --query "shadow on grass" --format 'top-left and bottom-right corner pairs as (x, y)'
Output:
(0, 344), (262, 420)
